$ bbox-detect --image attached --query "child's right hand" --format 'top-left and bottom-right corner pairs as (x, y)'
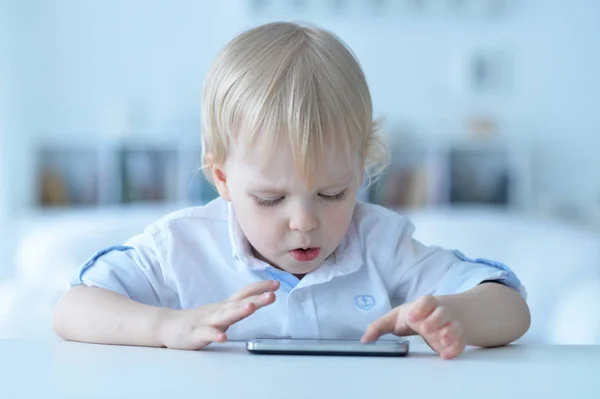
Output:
(158, 280), (279, 350)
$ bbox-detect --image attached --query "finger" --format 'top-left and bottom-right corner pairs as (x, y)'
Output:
(441, 338), (466, 360)
(423, 321), (462, 354)
(229, 280), (280, 301)
(418, 306), (450, 335)
(361, 308), (401, 343)
(439, 321), (463, 348)
(210, 291), (277, 328)
(189, 326), (228, 350)
(208, 302), (257, 328)
(408, 295), (438, 323)
(238, 291), (277, 311)
(421, 332), (447, 355)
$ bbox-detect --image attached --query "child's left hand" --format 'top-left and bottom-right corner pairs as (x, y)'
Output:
(361, 296), (466, 359)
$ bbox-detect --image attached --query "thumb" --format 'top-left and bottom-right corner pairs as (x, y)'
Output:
(361, 305), (412, 343)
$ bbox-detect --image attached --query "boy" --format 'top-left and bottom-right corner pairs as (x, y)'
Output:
(53, 22), (530, 359)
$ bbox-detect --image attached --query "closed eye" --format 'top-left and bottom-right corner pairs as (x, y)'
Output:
(253, 196), (285, 208)
(318, 190), (347, 202)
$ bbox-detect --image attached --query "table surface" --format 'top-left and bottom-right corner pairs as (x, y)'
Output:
(1, 339), (597, 399)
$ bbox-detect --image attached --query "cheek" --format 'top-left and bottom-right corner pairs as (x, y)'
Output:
(234, 199), (283, 244)
(323, 201), (355, 238)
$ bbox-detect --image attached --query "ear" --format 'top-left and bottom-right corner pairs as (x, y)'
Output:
(210, 163), (231, 201)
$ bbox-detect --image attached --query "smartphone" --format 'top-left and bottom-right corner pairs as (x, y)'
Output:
(246, 338), (409, 357)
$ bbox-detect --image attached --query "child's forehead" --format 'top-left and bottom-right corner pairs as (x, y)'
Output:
(230, 141), (358, 186)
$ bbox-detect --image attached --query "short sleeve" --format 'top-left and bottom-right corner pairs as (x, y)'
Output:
(70, 230), (179, 309)
(389, 223), (527, 303)
(447, 250), (526, 298)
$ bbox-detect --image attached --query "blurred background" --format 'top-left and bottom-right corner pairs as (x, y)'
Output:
(1, 0), (600, 343)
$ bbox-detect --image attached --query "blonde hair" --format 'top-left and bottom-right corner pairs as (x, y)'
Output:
(201, 21), (389, 186)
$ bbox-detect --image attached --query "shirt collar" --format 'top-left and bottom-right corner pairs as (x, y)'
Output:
(227, 201), (363, 280)
(228, 202), (261, 269)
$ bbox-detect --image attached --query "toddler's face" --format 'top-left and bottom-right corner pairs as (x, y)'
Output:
(215, 141), (362, 276)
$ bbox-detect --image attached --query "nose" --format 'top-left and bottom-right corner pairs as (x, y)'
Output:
(289, 206), (319, 233)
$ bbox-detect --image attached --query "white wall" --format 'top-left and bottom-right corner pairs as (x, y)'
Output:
(1, 5), (12, 278)
(0, 4), (8, 248)
(33, 1), (248, 137)
(13, 0), (600, 213)
(0, 1), (40, 278)
(1, 2), (17, 279)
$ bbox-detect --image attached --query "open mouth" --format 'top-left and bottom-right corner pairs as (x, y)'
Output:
(289, 248), (321, 262)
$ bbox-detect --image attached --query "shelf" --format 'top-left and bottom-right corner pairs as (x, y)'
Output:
(33, 136), (532, 211)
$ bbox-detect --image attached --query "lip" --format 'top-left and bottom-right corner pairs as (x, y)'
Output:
(289, 248), (321, 262)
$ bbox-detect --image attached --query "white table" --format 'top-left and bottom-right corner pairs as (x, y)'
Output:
(0, 340), (597, 399)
